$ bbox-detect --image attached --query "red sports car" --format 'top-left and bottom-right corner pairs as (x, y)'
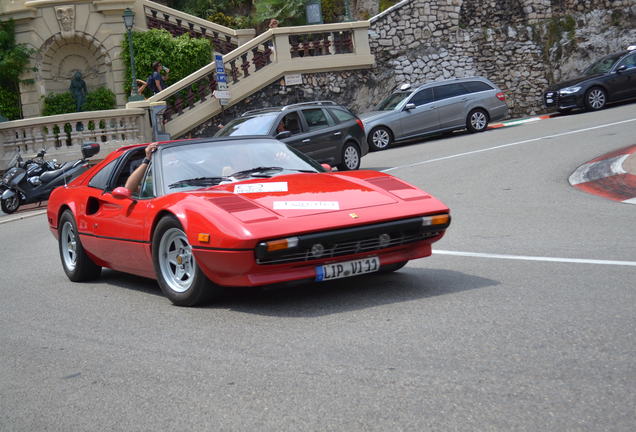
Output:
(47, 137), (451, 306)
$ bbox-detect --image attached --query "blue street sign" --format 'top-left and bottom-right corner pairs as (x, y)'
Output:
(216, 66), (225, 73)
(216, 73), (227, 83)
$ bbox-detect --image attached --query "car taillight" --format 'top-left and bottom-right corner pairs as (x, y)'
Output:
(356, 118), (364, 133)
(496, 92), (506, 101)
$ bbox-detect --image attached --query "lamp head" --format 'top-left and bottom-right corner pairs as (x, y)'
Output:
(123, 8), (135, 30)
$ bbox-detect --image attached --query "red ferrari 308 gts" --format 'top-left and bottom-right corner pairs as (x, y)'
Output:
(47, 137), (451, 306)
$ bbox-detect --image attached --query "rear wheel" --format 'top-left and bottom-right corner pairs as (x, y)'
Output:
(152, 216), (220, 306)
(58, 210), (101, 281)
(368, 126), (393, 151)
(338, 142), (361, 171)
(1, 193), (21, 214)
(585, 87), (606, 111)
(466, 109), (489, 133)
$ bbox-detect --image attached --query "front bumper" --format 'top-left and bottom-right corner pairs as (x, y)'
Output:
(193, 238), (438, 287)
(544, 91), (583, 110)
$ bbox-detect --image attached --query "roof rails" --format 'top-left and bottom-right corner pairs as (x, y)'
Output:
(241, 107), (284, 116)
(281, 100), (339, 110)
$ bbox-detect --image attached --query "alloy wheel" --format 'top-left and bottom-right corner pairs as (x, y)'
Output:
(158, 227), (195, 293)
(372, 129), (391, 149)
(61, 220), (77, 271)
(470, 111), (487, 131)
(588, 89), (606, 110)
(343, 145), (360, 170)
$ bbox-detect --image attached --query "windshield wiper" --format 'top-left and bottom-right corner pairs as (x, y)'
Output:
(229, 166), (316, 178)
(168, 176), (229, 189)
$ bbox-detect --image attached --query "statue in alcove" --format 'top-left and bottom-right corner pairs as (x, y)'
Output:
(69, 71), (87, 112)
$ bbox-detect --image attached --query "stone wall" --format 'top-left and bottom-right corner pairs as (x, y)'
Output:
(192, 0), (636, 137)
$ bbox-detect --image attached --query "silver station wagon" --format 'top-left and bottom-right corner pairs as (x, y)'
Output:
(359, 77), (509, 151)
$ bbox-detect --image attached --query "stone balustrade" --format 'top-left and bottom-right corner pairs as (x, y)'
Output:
(140, 21), (374, 138)
(0, 109), (150, 170)
(142, 0), (255, 54)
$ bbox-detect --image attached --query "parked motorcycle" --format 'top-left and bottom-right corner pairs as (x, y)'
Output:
(1, 142), (100, 214)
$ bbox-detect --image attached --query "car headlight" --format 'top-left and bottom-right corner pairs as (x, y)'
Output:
(559, 86), (581, 95)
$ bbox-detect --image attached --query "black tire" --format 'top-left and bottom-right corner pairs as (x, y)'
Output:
(379, 261), (408, 273)
(1, 194), (21, 214)
(368, 126), (393, 151)
(58, 210), (102, 281)
(337, 142), (361, 171)
(585, 87), (606, 111)
(152, 216), (220, 306)
(466, 108), (489, 133)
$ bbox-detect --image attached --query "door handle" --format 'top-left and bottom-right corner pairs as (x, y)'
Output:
(333, 132), (342, 136)
(302, 139), (311, 143)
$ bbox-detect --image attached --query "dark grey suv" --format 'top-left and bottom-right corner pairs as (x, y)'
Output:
(359, 77), (509, 151)
(215, 101), (368, 170)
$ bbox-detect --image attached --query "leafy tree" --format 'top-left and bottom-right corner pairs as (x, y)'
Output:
(120, 29), (212, 97)
(254, 0), (307, 26)
(0, 19), (34, 120)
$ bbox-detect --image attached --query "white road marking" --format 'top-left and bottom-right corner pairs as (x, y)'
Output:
(382, 118), (636, 173)
(434, 249), (636, 267)
(0, 210), (47, 225)
(568, 154), (628, 185)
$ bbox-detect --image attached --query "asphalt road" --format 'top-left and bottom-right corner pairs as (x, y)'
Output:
(1, 104), (635, 431)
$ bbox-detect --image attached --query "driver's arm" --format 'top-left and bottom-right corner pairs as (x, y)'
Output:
(125, 143), (157, 192)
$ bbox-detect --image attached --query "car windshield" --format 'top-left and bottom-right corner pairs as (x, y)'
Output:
(583, 53), (623, 75)
(375, 91), (412, 111)
(215, 113), (279, 136)
(160, 139), (324, 192)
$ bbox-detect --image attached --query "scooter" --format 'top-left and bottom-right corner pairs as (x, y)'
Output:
(1, 142), (100, 214)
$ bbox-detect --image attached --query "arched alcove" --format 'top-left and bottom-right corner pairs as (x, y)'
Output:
(36, 31), (114, 97)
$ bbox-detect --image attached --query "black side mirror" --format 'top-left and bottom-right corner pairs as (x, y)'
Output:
(616, 65), (627, 73)
(275, 131), (292, 140)
(404, 103), (416, 111)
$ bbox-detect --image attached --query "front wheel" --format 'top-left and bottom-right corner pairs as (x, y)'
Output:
(466, 109), (489, 133)
(338, 142), (361, 171)
(58, 210), (102, 281)
(368, 127), (393, 151)
(152, 216), (220, 306)
(1, 193), (21, 214)
(585, 87), (606, 111)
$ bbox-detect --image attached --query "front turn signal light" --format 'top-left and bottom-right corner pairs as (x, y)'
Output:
(265, 236), (299, 252)
(422, 214), (450, 226)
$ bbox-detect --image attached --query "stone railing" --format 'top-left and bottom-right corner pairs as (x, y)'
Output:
(0, 108), (150, 170)
(139, 21), (374, 138)
(142, 0), (255, 54)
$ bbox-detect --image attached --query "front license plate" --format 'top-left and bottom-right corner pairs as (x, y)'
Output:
(315, 256), (380, 281)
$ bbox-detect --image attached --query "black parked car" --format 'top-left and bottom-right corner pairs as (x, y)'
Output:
(215, 101), (367, 170)
(544, 47), (636, 112)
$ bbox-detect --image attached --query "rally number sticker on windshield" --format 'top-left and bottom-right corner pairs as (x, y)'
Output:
(234, 182), (288, 194)
(273, 201), (340, 210)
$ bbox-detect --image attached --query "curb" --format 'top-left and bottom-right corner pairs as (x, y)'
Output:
(0, 209), (47, 225)
(569, 146), (636, 204)
(489, 114), (555, 129)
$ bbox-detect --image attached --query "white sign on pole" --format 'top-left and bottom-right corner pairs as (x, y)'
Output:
(214, 53), (230, 106)
(284, 74), (303, 86)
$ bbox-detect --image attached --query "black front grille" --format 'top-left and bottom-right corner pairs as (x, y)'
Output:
(255, 216), (447, 265)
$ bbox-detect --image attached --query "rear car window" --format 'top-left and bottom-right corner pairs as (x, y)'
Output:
(328, 108), (355, 123)
(301, 108), (331, 131)
(462, 81), (494, 93)
(409, 88), (434, 106)
(434, 83), (468, 100)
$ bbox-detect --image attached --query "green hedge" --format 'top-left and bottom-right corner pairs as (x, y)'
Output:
(42, 87), (116, 116)
(121, 29), (212, 98)
(0, 86), (20, 120)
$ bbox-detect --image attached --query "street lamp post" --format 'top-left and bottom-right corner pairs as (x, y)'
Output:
(344, 0), (352, 21)
(123, 8), (144, 102)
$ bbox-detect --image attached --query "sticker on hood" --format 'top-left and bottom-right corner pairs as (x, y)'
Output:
(273, 201), (340, 210)
(234, 182), (288, 194)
